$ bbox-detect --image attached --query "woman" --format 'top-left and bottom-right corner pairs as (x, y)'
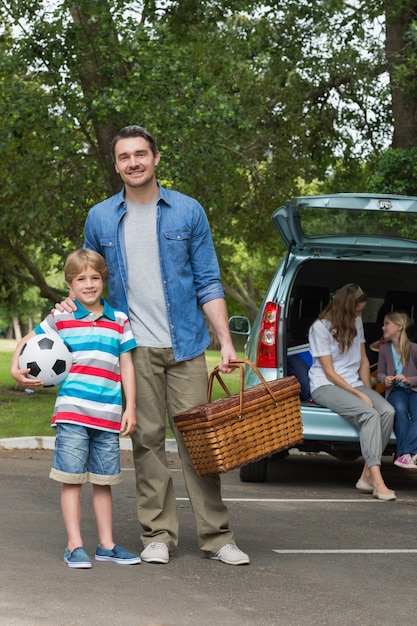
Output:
(308, 283), (396, 501)
(378, 311), (417, 470)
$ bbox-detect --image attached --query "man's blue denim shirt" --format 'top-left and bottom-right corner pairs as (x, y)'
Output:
(84, 184), (225, 362)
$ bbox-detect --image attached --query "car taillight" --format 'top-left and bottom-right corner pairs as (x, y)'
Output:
(256, 301), (279, 368)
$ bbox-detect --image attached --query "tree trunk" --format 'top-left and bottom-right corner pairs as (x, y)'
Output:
(12, 316), (21, 341)
(66, 1), (127, 194)
(385, 2), (417, 148)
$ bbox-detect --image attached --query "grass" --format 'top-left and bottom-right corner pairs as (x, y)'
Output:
(0, 339), (244, 439)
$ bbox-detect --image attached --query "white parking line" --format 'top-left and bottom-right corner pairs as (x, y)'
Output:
(274, 549), (417, 554)
(175, 497), (383, 503)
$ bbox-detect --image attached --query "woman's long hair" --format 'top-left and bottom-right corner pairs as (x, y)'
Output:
(319, 283), (367, 353)
(384, 311), (411, 366)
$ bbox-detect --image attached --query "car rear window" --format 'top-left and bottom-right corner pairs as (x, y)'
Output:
(298, 207), (417, 240)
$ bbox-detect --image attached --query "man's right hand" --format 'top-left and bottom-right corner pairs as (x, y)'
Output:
(55, 297), (77, 313)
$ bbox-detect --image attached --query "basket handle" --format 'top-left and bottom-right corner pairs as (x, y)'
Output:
(207, 358), (278, 417)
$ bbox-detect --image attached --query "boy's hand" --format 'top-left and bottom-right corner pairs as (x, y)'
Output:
(10, 367), (44, 389)
(120, 408), (137, 436)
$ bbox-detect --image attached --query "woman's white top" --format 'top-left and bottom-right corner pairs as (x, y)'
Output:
(308, 317), (365, 394)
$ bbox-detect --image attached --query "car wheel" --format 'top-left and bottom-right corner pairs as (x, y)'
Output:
(239, 458), (268, 482)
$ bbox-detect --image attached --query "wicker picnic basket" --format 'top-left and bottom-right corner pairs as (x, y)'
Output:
(173, 359), (303, 476)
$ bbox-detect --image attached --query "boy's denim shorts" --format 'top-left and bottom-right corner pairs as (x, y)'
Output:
(49, 423), (122, 485)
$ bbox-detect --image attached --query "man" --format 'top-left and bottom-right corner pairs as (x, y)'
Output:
(69, 125), (249, 565)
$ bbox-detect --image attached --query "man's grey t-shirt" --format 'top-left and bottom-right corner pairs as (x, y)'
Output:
(123, 200), (171, 347)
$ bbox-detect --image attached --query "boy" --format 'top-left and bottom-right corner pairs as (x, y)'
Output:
(11, 249), (141, 568)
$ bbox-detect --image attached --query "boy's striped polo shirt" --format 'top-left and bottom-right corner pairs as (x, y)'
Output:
(35, 299), (136, 433)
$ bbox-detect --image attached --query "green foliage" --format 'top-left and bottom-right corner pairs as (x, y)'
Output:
(320, 159), (371, 195)
(0, 340), (58, 436)
(0, 0), (408, 325)
(368, 148), (417, 196)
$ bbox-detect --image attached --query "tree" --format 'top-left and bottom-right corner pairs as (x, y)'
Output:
(384, 0), (417, 149)
(0, 0), (411, 325)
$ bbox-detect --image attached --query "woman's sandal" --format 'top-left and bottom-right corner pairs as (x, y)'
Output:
(355, 478), (374, 493)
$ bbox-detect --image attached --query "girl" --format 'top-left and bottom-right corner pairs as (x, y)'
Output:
(377, 311), (417, 470)
(309, 283), (396, 500)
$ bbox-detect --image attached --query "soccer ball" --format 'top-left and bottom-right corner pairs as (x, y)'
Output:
(18, 334), (73, 387)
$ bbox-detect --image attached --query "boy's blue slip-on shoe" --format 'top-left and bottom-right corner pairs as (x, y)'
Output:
(95, 544), (141, 565)
(64, 547), (92, 569)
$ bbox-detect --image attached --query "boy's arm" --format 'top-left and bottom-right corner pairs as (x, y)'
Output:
(119, 351), (137, 436)
(10, 331), (44, 389)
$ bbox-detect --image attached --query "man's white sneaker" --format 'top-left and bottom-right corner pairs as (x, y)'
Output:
(140, 542), (169, 564)
(210, 544), (250, 565)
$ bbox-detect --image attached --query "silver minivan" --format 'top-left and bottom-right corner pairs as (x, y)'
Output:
(230, 193), (417, 481)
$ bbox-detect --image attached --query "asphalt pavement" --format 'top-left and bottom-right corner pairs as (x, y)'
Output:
(2, 443), (417, 626)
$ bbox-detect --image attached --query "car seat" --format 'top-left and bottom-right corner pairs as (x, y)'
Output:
(287, 354), (311, 400)
(376, 290), (417, 326)
(288, 285), (330, 346)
